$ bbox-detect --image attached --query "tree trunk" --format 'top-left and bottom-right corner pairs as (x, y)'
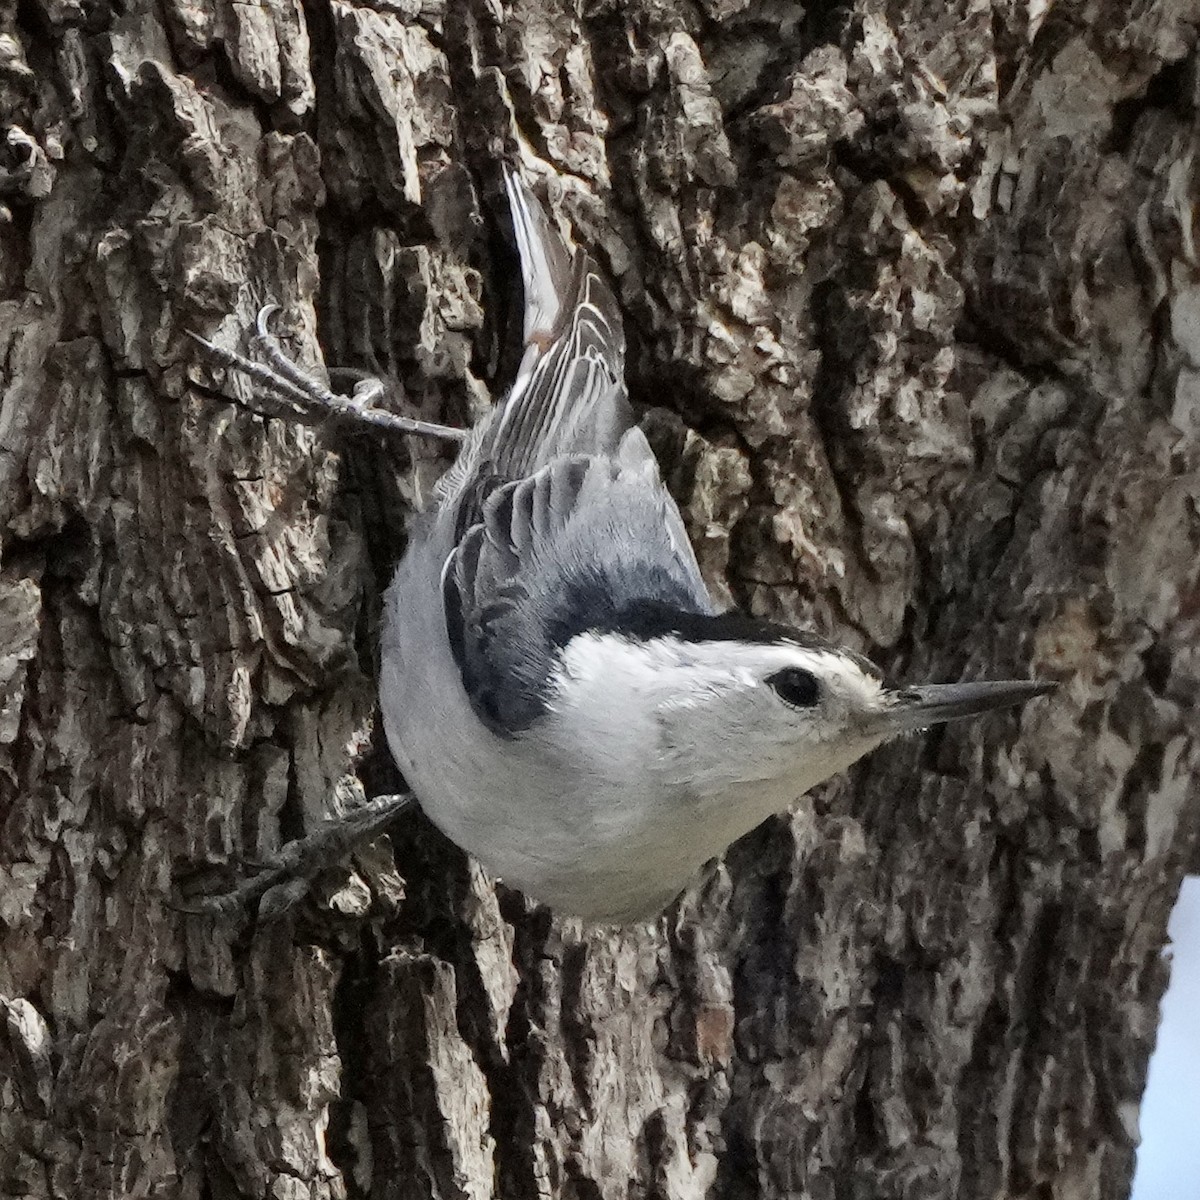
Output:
(2, 1), (1197, 1197)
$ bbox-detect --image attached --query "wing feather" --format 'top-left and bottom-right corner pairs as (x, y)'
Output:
(440, 170), (712, 735)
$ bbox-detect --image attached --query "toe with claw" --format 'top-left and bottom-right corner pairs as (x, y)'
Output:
(172, 791), (417, 921)
(188, 305), (467, 442)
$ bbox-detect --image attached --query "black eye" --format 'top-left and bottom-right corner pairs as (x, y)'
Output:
(767, 667), (821, 708)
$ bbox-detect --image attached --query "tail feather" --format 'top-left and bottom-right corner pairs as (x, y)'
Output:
(504, 167), (574, 350)
(483, 167), (631, 478)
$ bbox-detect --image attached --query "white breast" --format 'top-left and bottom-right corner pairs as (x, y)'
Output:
(379, 563), (743, 919)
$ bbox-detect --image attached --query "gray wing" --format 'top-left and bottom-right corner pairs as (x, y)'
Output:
(443, 430), (713, 735)
(440, 167), (709, 735)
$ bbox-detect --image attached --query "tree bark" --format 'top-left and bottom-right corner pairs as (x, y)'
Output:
(2, 1), (1198, 1198)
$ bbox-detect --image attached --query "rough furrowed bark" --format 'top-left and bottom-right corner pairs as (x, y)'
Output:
(1, 1), (1196, 1198)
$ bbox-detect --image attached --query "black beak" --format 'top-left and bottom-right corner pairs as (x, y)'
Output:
(877, 679), (1055, 735)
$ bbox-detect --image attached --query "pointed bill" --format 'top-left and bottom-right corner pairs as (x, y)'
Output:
(875, 679), (1055, 734)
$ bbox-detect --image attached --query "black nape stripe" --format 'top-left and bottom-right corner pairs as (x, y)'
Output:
(609, 601), (820, 646)
(536, 564), (695, 645)
(573, 599), (885, 682)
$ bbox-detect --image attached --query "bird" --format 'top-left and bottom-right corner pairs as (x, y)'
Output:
(193, 166), (1052, 924)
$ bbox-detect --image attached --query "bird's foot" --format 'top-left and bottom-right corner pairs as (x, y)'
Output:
(188, 304), (467, 443)
(172, 790), (416, 921)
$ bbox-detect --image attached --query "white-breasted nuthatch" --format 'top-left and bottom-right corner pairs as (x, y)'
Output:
(197, 167), (1052, 923)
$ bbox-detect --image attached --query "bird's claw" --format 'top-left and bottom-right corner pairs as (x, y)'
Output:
(254, 302), (281, 341)
(349, 378), (387, 411)
(170, 791), (417, 921)
(188, 305), (467, 442)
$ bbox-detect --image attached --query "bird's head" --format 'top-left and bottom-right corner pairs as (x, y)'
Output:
(552, 605), (1052, 819)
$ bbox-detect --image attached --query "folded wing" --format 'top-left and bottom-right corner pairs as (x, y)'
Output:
(438, 168), (712, 735)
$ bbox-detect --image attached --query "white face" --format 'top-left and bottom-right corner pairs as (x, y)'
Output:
(651, 638), (893, 795)
(551, 632), (895, 804)
(536, 630), (899, 918)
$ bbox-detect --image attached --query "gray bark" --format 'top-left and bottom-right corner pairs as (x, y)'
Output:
(2, 1), (1198, 1198)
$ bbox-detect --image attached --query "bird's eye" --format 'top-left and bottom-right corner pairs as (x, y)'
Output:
(766, 667), (821, 708)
